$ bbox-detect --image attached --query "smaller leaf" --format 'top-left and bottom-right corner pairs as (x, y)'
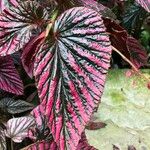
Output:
(4, 116), (35, 143)
(135, 0), (150, 12)
(0, 56), (23, 95)
(0, 127), (6, 150)
(0, 1), (48, 56)
(147, 82), (150, 90)
(0, 98), (34, 114)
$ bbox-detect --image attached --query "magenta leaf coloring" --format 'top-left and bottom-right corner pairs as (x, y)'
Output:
(34, 7), (111, 149)
(0, 1), (48, 56)
(0, 56), (23, 95)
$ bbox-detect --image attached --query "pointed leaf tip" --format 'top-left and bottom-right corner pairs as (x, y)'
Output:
(34, 7), (111, 150)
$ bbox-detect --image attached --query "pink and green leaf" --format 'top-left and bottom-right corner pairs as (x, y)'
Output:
(0, 1), (48, 56)
(0, 56), (23, 95)
(34, 7), (111, 149)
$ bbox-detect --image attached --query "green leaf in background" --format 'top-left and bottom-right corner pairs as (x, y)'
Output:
(86, 69), (150, 150)
(122, 3), (147, 37)
(0, 98), (34, 114)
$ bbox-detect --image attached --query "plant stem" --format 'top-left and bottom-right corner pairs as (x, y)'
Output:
(46, 10), (58, 37)
(112, 46), (150, 82)
(11, 140), (13, 150)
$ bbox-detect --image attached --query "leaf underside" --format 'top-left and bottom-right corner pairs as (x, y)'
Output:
(0, 56), (23, 95)
(21, 31), (46, 78)
(34, 7), (111, 150)
(104, 18), (147, 68)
